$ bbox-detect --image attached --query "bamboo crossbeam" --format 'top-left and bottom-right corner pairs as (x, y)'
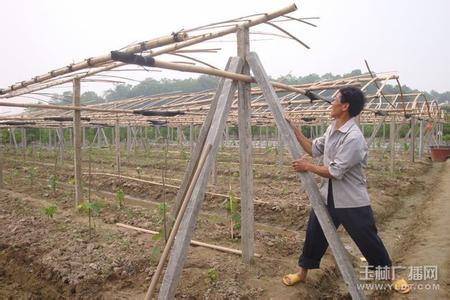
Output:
(85, 172), (236, 200)
(0, 33), (189, 95)
(116, 223), (261, 257)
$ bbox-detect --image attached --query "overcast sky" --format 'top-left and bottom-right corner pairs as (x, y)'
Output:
(1, 0), (449, 114)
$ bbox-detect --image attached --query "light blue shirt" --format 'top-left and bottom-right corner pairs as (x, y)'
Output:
(312, 118), (370, 208)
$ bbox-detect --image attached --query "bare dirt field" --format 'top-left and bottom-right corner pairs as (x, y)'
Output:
(0, 146), (448, 299)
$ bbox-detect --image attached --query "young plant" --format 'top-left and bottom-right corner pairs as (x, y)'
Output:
(136, 166), (143, 179)
(150, 139), (170, 261)
(149, 202), (170, 260)
(77, 200), (104, 238)
(224, 189), (241, 239)
(25, 166), (37, 187)
(206, 268), (219, 283)
(180, 148), (189, 160)
(115, 189), (125, 209)
(42, 205), (57, 219)
(48, 174), (57, 194)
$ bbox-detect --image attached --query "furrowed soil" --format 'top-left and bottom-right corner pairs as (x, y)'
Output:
(0, 146), (447, 299)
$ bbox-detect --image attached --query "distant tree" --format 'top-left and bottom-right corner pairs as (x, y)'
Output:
(104, 83), (133, 101)
(81, 91), (103, 104)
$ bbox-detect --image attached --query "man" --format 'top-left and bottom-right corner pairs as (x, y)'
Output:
(282, 87), (410, 294)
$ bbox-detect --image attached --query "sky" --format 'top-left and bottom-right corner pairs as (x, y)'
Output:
(0, 0), (449, 114)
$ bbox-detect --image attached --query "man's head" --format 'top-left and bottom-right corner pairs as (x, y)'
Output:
(330, 87), (366, 119)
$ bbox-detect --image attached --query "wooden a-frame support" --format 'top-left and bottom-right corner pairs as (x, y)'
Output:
(148, 57), (243, 299)
(148, 53), (365, 299)
(247, 52), (365, 300)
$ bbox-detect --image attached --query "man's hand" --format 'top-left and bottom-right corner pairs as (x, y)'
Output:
(292, 156), (311, 172)
(285, 117), (296, 130)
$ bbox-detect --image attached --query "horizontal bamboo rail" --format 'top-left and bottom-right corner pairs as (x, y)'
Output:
(116, 223), (261, 257)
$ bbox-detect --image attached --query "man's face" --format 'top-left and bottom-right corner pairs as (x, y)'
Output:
(330, 92), (349, 118)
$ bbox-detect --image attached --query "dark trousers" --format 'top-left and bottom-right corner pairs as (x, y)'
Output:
(298, 180), (391, 269)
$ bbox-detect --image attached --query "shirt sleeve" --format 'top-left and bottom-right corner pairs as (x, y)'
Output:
(328, 135), (367, 180)
(311, 135), (325, 158)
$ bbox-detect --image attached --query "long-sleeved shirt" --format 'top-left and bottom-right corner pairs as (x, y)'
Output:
(312, 118), (370, 208)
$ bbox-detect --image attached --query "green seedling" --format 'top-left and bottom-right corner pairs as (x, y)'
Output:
(115, 189), (125, 209)
(48, 174), (57, 194)
(180, 148), (189, 160)
(206, 268), (219, 283)
(224, 189), (241, 239)
(42, 205), (57, 219)
(77, 200), (104, 238)
(150, 202), (170, 262)
(25, 166), (37, 187)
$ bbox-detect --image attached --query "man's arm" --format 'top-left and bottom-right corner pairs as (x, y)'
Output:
(286, 119), (312, 156)
(292, 159), (333, 179)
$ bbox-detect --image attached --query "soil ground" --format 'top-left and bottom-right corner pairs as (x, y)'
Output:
(0, 145), (448, 299)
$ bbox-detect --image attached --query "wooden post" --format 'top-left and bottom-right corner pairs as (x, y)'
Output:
(48, 128), (52, 148)
(157, 57), (243, 300)
(409, 117), (416, 162)
(58, 125), (64, 164)
(0, 145), (3, 189)
(21, 128), (27, 149)
(247, 52), (365, 300)
(390, 119), (396, 174)
(367, 116), (387, 148)
(82, 127), (86, 148)
(11, 128), (18, 150)
(265, 126), (269, 148)
(237, 26), (254, 264)
(419, 119), (424, 159)
(73, 78), (82, 207)
(97, 128), (102, 147)
(115, 117), (121, 175)
(189, 123), (194, 153)
(225, 125), (229, 146)
(126, 126), (132, 155)
(177, 126), (182, 145)
(277, 129), (284, 166)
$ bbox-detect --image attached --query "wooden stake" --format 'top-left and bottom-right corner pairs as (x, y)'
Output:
(157, 57), (243, 300)
(0, 145), (3, 189)
(419, 119), (424, 159)
(146, 144), (212, 299)
(367, 116), (387, 148)
(116, 223), (261, 257)
(410, 117), (416, 162)
(73, 78), (82, 207)
(390, 119), (396, 174)
(237, 26), (255, 264)
(115, 117), (121, 175)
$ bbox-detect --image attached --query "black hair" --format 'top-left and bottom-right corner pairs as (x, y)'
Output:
(338, 87), (366, 117)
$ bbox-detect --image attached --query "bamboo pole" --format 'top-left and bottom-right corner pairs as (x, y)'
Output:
(85, 172), (235, 200)
(146, 144), (211, 300)
(116, 223), (261, 257)
(0, 33), (189, 95)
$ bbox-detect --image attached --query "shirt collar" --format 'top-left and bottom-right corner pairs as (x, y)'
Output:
(331, 118), (356, 134)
